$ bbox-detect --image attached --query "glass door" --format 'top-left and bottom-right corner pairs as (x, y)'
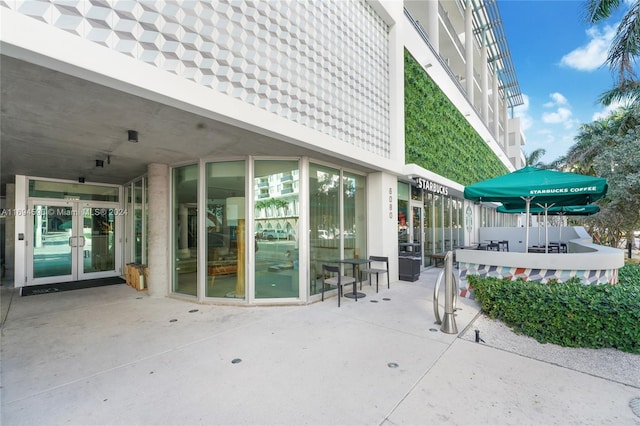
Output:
(30, 202), (75, 284)
(410, 202), (423, 259)
(79, 204), (118, 280)
(28, 200), (119, 285)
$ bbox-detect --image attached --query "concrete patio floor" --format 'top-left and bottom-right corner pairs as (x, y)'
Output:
(1, 268), (639, 425)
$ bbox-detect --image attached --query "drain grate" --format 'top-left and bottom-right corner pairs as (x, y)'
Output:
(631, 397), (640, 418)
(370, 300), (379, 303)
(231, 358), (242, 364)
(387, 362), (399, 368)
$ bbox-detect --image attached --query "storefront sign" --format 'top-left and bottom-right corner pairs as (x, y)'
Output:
(414, 177), (449, 196)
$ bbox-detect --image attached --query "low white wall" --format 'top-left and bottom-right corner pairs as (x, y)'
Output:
(457, 226), (624, 284)
(478, 226), (582, 253)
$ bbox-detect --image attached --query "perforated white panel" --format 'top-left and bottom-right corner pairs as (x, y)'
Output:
(5, 0), (391, 157)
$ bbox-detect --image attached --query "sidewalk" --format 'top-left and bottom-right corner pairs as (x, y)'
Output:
(1, 268), (639, 425)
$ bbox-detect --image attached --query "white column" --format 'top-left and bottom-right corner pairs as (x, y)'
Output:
(147, 163), (170, 297)
(13, 176), (26, 287)
(4, 183), (15, 283)
(366, 172), (399, 282)
(503, 100), (510, 155)
(464, 0), (474, 101)
(492, 71), (500, 140)
(481, 43), (489, 122)
(427, 0), (439, 54)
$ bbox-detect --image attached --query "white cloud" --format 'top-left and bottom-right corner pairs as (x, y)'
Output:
(541, 92), (574, 125)
(560, 24), (616, 71)
(542, 107), (573, 124)
(546, 92), (568, 106)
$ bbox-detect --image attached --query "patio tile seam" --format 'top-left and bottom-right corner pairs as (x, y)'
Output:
(380, 340), (456, 425)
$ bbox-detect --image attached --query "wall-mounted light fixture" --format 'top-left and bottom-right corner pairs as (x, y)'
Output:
(96, 159), (104, 168)
(128, 130), (139, 143)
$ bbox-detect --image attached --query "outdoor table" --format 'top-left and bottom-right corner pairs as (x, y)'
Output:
(528, 246), (547, 253)
(484, 240), (500, 251)
(335, 258), (371, 299)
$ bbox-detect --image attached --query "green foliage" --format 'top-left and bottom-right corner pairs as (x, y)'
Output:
(467, 267), (640, 353)
(404, 50), (508, 185)
(566, 105), (640, 248)
(255, 198), (289, 210)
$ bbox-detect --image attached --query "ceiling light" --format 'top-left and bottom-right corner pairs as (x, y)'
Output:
(128, 130), (139, 143)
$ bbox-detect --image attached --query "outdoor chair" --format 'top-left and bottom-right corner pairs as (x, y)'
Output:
(487, 242), (500, 251)
(321, 264), (357, 307)
(498, 240), (509, 252)
(360, 256), (389, 293)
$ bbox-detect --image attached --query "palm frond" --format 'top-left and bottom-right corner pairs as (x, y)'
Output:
(584, 0), (622, 23)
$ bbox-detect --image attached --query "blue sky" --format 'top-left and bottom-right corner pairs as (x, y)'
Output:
(499, 0), (628, 164)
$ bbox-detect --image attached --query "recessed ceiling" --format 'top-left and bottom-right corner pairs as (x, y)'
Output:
(1, 55), (370, 196)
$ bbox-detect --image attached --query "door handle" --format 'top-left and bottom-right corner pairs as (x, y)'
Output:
(78, 236), (85, 247)
(69, 236), (75, 247)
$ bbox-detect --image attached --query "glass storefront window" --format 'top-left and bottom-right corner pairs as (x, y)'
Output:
(423, 192), (434, 265)
(29, 180), (119, 202)
(173, 164), (198, 296)
(254, 160), (299, 299)
(443, 197), (452, 250)
(309, 163), (340, 296)
(434, 194), (443, 252)
(398, 182), (409, 244)
(134, 180), (143, 264)
(206, 161), (246, 299)
(343, 172), (366, 261)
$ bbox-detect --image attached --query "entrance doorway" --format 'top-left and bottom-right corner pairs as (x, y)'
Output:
(409, 201), (424, 254)
(27, 199), (121, 285)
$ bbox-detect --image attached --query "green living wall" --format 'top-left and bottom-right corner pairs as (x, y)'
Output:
(404, 50), (508, 185)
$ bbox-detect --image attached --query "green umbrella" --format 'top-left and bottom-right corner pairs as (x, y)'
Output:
(465, 166), (608, 251)
(496, 204), (601, 215)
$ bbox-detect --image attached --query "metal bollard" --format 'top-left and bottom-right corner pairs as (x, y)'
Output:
(441, 251), (458, 334)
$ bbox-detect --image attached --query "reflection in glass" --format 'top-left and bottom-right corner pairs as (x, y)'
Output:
(424, 193), (434, 265)
(434, 194), (443, 252)
(205, 161), (246, 299)
(173, 164), (198, 296)
(309, 163), (340, 296)
(343, 172), (366, 261)
(134, 180), (143, 264)
(398, 182), (409, 244)
(254, 160), (299, 299)
(83, 207), (116, 273)
(32, 205), (72, 278)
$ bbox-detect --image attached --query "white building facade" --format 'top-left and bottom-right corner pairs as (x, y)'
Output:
(1, 0), (525, 304)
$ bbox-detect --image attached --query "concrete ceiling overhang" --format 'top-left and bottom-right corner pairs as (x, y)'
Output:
(1, 55), (372, 196)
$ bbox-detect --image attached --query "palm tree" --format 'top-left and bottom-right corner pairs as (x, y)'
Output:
(585, 0), (640, 105)
(524, 148), (547, 167)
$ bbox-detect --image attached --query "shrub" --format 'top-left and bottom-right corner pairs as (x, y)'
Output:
(467, 266), (640, 353)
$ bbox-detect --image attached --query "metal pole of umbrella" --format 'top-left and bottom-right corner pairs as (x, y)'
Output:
(544, 206), (548, 253)
(522, 197), (532, 253)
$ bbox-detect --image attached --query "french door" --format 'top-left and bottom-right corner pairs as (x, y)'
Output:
(27, 199), (121, 285)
